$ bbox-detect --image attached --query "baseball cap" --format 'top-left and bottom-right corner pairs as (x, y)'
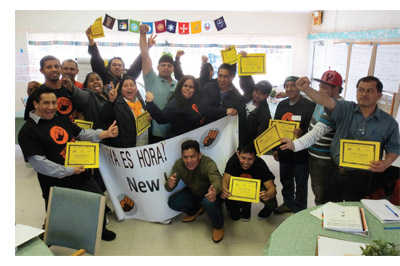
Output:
(283, 76), (299, 87)
(158, 54), (174, 65)
(254, 80), (273, 95)
(313, 70), (343, 88)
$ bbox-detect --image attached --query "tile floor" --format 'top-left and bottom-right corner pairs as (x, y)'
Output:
(15, 144), (315, 256)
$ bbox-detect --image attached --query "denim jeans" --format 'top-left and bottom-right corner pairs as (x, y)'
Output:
(168, 187), (224, 229)
(279, 162), (309, 213)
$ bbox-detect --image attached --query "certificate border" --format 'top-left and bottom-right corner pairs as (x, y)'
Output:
(229, 177), (261, 203)
(65, 142), (99, 168)
(74, 119), (94, 129)
(220, 47), (238, 65)
(269, 119), (299, 140)
(339, 139), (380, 169)
(254, 124), (281, 156)
(136, 111), (151, 136)
(238, 54), (266, 75)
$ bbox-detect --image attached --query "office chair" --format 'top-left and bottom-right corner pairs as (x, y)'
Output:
(43, 186), (106, 255)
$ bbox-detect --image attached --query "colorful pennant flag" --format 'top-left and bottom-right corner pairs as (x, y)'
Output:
(166, 20), (177, 33)
(178, 22), (190, 35)
(191, 21), (202, 34)
(142, 22), (153, 34)
(202, 21), (213, 33)
(214, 16), (227, 31)
(129, 20), (140, 33)
(103, 14), (116, 30)
(155, 20), (166, 33)
(118, 19), (129, 31)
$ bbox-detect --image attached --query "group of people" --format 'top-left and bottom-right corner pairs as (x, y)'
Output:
(18, 23), (399, 244)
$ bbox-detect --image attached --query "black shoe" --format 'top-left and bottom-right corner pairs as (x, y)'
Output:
(101, 228), (116, 241)
(258, 206), (273, 220)
(105, 205), (112, 215)
(240, 209), (251, 222)
(229, 212), (240, 221)
(273, 204), (293, 214)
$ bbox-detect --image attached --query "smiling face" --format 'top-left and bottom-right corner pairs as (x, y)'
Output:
(236, 151), (256, 170)
(121, 78), (137, 101)
(61, 61), (79, 81)
(86, 73), (103, 94)
(34, 92), (57, 120)
(181, 79), (195, 100)
(182, 148), (201, 171)
(284, 81), (300, 101)
(40, 59), (61, 82)
(109, 58), (124, 77)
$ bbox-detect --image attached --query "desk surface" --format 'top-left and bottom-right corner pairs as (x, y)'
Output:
(263, 202), (400, 256)
(16, 237), (54, 256)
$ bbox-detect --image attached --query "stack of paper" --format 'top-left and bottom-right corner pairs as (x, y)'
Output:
(322, 204), (369, 236)
(317, 236), (366, 256)
(361, 199), (400, 223)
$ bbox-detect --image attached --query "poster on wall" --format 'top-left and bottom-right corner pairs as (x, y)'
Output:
(374, 44), (400, 93)
(345, 44), (373, 102)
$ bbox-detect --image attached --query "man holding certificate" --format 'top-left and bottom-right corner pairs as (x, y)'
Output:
(164, 140), (224, 243)
(273, 76), (315, 214)
(18, 86), (120, 241)
(295, 75), (400, 201)
(221, 143), (277, 221)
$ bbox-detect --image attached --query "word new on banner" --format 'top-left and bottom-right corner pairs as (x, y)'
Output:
(98, 116), (239, 222)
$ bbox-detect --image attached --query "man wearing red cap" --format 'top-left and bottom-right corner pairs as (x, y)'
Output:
(295, 75), (399, 201)
(280, 70), (343, 205)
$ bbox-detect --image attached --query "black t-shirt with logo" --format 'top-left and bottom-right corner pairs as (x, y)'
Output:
(18, 114), (90, 199)
(224, 153), (275, 186)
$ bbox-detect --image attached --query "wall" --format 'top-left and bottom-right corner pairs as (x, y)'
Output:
(15, 10), (312, 112)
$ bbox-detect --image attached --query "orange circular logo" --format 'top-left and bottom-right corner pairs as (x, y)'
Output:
(57, 97), (73, 115)
(50, 126), (69, 145)
(240, 173), (252, 179)
(281, 112), (293, 121)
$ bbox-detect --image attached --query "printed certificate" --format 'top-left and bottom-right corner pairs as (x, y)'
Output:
(221, 46), (238, 65)
(339, 139), (380, 170)
(90, 17), (105, 39)
(64, 142), (99, 168)
(269, 119), (300, 140)
(74, 119), (93, 129)
(238, 53), (266, 76)
(136, 111), (151, 136)
(254, 125), (281, 156)
(229, 176), (261, 203)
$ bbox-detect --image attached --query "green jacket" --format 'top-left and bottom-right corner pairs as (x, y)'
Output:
(165, 155), (222, 197)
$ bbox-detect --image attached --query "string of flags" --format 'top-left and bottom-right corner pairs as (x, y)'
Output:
(102, 13), (227, 34)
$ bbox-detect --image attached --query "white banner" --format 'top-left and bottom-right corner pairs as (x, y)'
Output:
(99, 116), (238, 222)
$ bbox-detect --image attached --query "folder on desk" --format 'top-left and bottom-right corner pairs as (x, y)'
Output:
(361, 199), (400, 223)
(316, 235), (366, 256)
(322, 204), (369, 236)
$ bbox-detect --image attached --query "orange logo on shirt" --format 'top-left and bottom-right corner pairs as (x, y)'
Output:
(50, 126), (69, 145)
(240, 173), (253, 179)
(57, 97), (73, 115)
(281, 112), (293, 121)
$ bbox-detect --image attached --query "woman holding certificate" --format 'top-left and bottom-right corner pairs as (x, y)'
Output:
(100, 76), (149, 148)
(145, 75), (205, 137)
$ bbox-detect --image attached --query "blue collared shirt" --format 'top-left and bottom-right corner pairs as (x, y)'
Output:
(326, 99), (400, 166)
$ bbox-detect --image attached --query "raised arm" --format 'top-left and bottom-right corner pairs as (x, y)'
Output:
(86, 26), (108, 80)
(139, 24), (152, 76)
(296, 76), (336, 110)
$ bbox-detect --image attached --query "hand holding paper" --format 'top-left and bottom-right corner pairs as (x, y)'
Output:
(280, 137), (295, 151)
(73, 165), (85, 175)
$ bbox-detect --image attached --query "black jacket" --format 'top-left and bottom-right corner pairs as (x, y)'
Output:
(88, 44), (142, 87)
(198, 80), (247, 146)
(146, 97), (204, 137)
(100, 94), (148, 148)
(245, 100), (271, 144)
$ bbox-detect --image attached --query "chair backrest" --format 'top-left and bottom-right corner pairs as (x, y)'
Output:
(44, 186), (105, 255)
